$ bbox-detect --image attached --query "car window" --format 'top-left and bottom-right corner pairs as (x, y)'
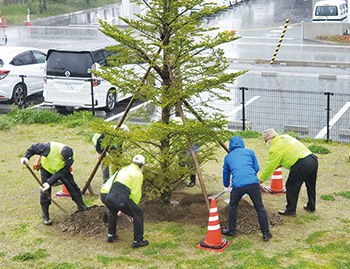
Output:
(10, 51), (35, 66)
(32, 51), (46, 64)
(92, 50), (107, 66)
(46, 51), (94, 78)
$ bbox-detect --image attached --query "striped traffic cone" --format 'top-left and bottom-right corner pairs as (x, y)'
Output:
(54, 184), (71, 198)
(197, 198), (231, 252)
(25, 9), (32, 26)
(54, 167), (72, 198)
(264, 166), (286, 195)
(1, 16), (6, 28)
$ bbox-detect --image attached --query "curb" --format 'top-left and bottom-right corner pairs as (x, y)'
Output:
(226, 58), (350, 68)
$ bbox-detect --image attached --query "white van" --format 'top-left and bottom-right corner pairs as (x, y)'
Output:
(43, 48), (132, 112)
(313, 0), (348, 22)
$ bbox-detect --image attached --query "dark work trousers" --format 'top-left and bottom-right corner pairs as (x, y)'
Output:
(101, 161), (110, 182)
(100, 193), (117, 236)
(40, 168), (84, 208)
(228, 183), (270, 236)
(104, 195), (144, 241)
(285, 154), (318, 212)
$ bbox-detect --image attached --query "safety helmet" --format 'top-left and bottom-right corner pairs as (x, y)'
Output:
(132, 154), (145, 165)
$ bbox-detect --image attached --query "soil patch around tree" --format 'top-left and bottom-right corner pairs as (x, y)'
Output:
(58, 192), (283, 237)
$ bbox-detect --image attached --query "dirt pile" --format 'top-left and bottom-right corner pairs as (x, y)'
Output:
(58, 193), (283, 237)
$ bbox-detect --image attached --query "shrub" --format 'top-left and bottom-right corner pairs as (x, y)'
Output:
(308, 145), (331, 154)
(320, 194), (335, 201)
(6, 106), (61, 124)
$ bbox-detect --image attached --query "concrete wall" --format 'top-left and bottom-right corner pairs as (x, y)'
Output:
(302, 21), (350, 39)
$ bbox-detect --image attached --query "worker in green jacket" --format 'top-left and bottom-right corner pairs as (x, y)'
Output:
(100, 155), (148, 248)
(259, 129), (318, 217)
(20, 142), (89, 225)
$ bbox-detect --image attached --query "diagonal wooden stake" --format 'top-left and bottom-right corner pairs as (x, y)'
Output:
(164, 54), (210, 212)
(181, 98), (229, 153)
(82, 30), (172, 194)
(24, 162), (67, 214)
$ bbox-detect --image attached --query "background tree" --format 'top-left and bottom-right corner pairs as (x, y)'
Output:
(93, 0), (247, 203)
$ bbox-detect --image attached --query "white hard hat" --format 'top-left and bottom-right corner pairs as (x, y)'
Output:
(133, 154), (145, 165)
(121, 124), (129, 133)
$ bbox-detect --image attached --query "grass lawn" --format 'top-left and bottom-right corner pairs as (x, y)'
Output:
(1, 113), (350, 268)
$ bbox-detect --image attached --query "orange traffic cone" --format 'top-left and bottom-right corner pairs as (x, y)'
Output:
(54, 184), (71, 198)
(264, 166), (286, 195)
(54, 167), (73, 198)
(1, 16), (6, 28)
(197, 198), (231, 252)
(25, 10), (31, 26)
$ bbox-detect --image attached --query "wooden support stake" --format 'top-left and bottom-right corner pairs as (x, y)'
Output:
(82, 30), (172, 194)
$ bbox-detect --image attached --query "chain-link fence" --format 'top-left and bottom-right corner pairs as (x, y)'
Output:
(223, 86), (350, 143)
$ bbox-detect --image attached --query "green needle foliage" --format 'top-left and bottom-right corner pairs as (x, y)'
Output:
(93, 0), (246, 203)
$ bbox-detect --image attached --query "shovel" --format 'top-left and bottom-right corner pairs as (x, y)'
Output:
(224, 193), (247, 204)
(23, 162), (67, 213)
(208, 190), (226, 200)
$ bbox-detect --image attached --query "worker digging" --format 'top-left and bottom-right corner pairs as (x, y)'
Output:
(20, 142), (90, 225)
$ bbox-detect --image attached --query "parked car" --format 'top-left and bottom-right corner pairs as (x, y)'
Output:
(313, 0), (348, 22)
(0, 47), (46, 106)
(43, 47), (134, 112)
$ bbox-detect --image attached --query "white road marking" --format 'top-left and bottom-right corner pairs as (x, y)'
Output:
(227, 96), (260, 117)
(315, 102), (350, 139)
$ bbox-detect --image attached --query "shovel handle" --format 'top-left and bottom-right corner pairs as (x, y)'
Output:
(209, 190), (226, 199)
(24, 162), (67, 214)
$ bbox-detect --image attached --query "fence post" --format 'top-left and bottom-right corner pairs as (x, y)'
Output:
(90, 79), (95, 116)
(324, 92), (333, 143)
(19, 75), (26, 109)
(239, 87), (247, 130)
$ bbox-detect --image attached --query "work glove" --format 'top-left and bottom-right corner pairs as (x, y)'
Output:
(41, 182), (50, 192)
(224, 187), (231, 193)
(20, 157), (28, 165)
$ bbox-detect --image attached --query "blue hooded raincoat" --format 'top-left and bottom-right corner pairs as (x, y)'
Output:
(223, 136), (260, 188)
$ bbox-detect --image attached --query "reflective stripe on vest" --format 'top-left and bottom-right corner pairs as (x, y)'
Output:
(41, 142), (66, 174)
(92, 133), (101, 148)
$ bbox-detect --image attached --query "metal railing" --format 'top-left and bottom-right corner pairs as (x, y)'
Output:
(225, 86), (350, 143)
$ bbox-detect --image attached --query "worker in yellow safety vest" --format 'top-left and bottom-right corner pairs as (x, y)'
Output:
(20, 142), (89, 225)
(92, 124), (129, 182)
(100, 154), (148, 248)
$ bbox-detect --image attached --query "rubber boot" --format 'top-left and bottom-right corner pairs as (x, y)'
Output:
(187, 174), (196, 187)
(76, 200), (91, 212)
(41, 205), (52, 225)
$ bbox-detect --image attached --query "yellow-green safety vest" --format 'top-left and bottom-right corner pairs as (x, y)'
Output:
(41, 142), (75, 174)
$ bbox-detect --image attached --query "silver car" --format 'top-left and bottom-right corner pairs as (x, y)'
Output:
(0, 46), (46, 106)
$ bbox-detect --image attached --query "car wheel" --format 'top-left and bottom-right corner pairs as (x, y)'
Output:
(12, 83), (26, 107)
(105, 90), (116, 112)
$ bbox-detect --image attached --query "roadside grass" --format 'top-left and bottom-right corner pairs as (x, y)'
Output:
(0, 109), (350, 267)
(0, 0), (121, 26)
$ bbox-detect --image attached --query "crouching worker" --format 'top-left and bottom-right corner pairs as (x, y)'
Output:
(222, 136), (272, 242)
(20, 142), (89, 225)
(100, 155), (148, 248)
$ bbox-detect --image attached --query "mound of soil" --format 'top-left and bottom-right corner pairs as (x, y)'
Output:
(58, 193), (283, 237)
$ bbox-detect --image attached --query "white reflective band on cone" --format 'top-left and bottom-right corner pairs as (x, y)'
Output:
(210, 208), (218, 213)
(209, 216), (219, 222)
(207, 224), (220, 231)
